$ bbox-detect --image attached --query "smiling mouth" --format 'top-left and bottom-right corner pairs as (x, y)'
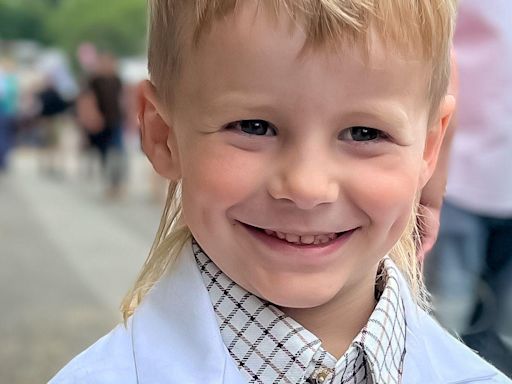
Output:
(241, 223), (352, 246)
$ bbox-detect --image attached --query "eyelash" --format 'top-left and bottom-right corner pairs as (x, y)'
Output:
(338, 126), (390, 143)
(225, 120), (389, 143)
(225, 120), (277, 136)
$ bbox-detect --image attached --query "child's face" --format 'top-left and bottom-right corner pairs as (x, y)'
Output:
(146, 5), (449, 308)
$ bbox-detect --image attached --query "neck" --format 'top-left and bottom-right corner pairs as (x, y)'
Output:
(279, 270), (377, 359)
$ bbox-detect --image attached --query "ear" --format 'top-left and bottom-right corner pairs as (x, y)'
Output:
(137, 80), (181, 180)
(419, 94), (456, 188)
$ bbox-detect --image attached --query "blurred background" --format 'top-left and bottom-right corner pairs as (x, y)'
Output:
(1, 0), (511, 382)
(0, 1), (166, 382)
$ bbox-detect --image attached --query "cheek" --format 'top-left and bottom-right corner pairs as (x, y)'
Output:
(350, 158), (420, 238)
(181, 141), (268, 212)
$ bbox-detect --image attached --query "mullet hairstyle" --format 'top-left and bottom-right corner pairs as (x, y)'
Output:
(121, 0), (457, 320)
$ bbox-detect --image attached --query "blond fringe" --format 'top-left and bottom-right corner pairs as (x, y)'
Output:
(149, 0), (457, 112)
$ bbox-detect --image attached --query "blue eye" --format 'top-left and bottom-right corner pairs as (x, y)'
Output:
(339, 126), (387, 142)
(227, 120), (277, 136)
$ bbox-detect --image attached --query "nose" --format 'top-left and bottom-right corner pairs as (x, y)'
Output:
(268, 149), (339, 210)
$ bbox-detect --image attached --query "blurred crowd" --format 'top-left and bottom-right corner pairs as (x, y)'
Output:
(0, 41), (164, 200)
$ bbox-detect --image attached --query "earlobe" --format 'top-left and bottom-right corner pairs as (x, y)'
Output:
(137, 80), (181, 180)
(420, 94), (456, 187)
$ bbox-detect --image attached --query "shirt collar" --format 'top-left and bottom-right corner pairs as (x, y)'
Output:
(193, 240), (406, 384)
(353, 257), (407, 383)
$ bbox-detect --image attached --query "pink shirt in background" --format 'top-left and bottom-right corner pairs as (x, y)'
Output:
(446, 0), (512, 217)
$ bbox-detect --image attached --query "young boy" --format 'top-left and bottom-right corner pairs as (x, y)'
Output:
(50, 1), (511, 383)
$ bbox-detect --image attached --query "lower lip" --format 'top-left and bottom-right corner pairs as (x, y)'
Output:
(239, 222), (357, 264)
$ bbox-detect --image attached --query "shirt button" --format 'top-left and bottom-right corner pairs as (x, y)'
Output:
(307, 367), (332, 384)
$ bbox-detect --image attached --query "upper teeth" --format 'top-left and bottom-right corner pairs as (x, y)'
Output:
(264, 230), (337, 245)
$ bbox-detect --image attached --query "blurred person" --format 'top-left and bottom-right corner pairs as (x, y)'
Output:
(81, 52), (127, 197)
(424, 0), (512, 375)
(51, 1), (511, 383)
(0, 59), (19, 173)
(35, 76), (71, 176)
(38, 49), (79, 102)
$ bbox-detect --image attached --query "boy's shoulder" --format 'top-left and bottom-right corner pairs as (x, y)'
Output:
(48, 322), (136, 384)
(409, 310), (510, 383)
(398, 274), (511, 383)
(48, 242), (246, 384)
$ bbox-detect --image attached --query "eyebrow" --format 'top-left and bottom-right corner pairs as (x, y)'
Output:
(343, 101), (411, 129)
(204, 92), (278, 115)
(351, 102), (422, 145)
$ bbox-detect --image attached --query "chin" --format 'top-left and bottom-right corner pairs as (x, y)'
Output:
(256, 284), (339, 309)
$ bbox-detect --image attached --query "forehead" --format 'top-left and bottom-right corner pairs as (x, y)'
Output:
(176, 2), (430, 119)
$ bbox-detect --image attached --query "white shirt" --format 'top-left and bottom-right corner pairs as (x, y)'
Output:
(49, 240), (510, 383)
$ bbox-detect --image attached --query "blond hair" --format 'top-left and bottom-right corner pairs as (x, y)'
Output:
(122, 0), (457, 320)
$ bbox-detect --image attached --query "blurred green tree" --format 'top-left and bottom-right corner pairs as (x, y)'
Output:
(0, 0), (146, 56)
(0, 0), (51, 43)
(46, 0), (146, 56)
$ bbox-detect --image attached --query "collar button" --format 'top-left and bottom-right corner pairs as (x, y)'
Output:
(307, 367), (332, 384)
